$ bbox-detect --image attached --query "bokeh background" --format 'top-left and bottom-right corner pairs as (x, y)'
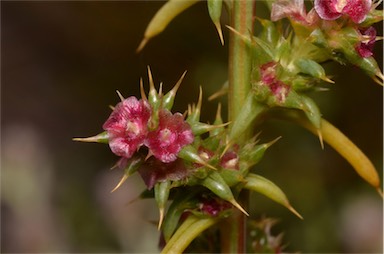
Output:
(1, 1), (382, 253)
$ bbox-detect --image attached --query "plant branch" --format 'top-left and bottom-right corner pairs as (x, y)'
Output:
(223, 0), (254, 253)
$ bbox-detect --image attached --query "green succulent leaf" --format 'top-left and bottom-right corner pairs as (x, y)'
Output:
(293, 58), (333, 83)
(162, 190), (199, 242)
(201, 171), (248, 215)
(111, 156), (143, 193)
(220, 169), (244, 187)
(276, 111), (383, 196)
(257, 18), (279, 47)
(155, 180), (172, 229)
(161, 215), (219, 254)
(244, 173), (302, 219)
(137, 0), (200, 52)
(207, 0), (224, 44)
(72, 131), (109, 144)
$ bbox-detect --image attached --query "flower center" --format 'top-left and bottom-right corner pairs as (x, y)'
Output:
(159, 128), (176, 146)
(335, 0), (347, 12)
(126, 121), (140, 135)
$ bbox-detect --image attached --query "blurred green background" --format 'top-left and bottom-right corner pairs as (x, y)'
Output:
(1, 1), (382, 253)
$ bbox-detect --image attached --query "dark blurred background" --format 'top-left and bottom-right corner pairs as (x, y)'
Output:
(1, 1), (382, 253)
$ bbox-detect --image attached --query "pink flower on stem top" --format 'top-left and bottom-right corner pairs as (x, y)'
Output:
(356, 26), (377, 57)
(146, 109), (194, 163)
(314, 0), (371, 23)
(103, 96), (151, 159)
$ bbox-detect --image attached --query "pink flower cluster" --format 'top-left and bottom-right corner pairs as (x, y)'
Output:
(103, 96), (194, 163)
(260, 62), (291, 103)
(272, 0), (377, 58)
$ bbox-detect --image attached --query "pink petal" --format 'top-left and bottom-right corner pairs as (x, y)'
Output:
(271, 0), (305, 21)
(314, 0), (342, 20)
(108, 136), (139, 158)
(103, 97), (151, 159)
(146, 110), (194, 163)
(342, 0), (371, 23)
(356, 26), (376, 57)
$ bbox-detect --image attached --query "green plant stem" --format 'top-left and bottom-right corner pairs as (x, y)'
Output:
(228, 0), (253, 121)
(223, 0), (254, 253)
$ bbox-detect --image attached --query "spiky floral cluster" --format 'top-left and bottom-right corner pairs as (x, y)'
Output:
(102, 74), (193, 165)
(75, 0), (382, 252)
(270, 0), (383, 80)
(75, 67), (303, 246)
(225, 0), (382, 146)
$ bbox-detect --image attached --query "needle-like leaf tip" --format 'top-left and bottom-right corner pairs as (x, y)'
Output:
(136, 38), (148, 53)
(377, 187), (383, 198)
(158, 208), (165, 230)
(230, 199), (249, 216)
(288, 205), (303, 220)
(111, 174), (129, 193)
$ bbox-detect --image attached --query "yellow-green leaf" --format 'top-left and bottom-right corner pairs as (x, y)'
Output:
(137, 0), (200, 52)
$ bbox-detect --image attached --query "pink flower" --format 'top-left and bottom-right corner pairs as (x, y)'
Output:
(220, 151), (239, 170)
(199, 197), (232, 217)
(356, 26), (376, 57)
(260, 62), (291, 103)
(146, 109), (194, 163)
(314, 0), (371, 23)
(271, 0), (319, 26)
(103, 97), (151, 159)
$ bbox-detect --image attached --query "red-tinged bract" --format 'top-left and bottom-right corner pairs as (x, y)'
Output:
(146, 109), (194, 163)
(103, 96), (151, 159)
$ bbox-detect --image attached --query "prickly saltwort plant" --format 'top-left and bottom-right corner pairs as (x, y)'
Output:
(75, 0), (383, 252)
